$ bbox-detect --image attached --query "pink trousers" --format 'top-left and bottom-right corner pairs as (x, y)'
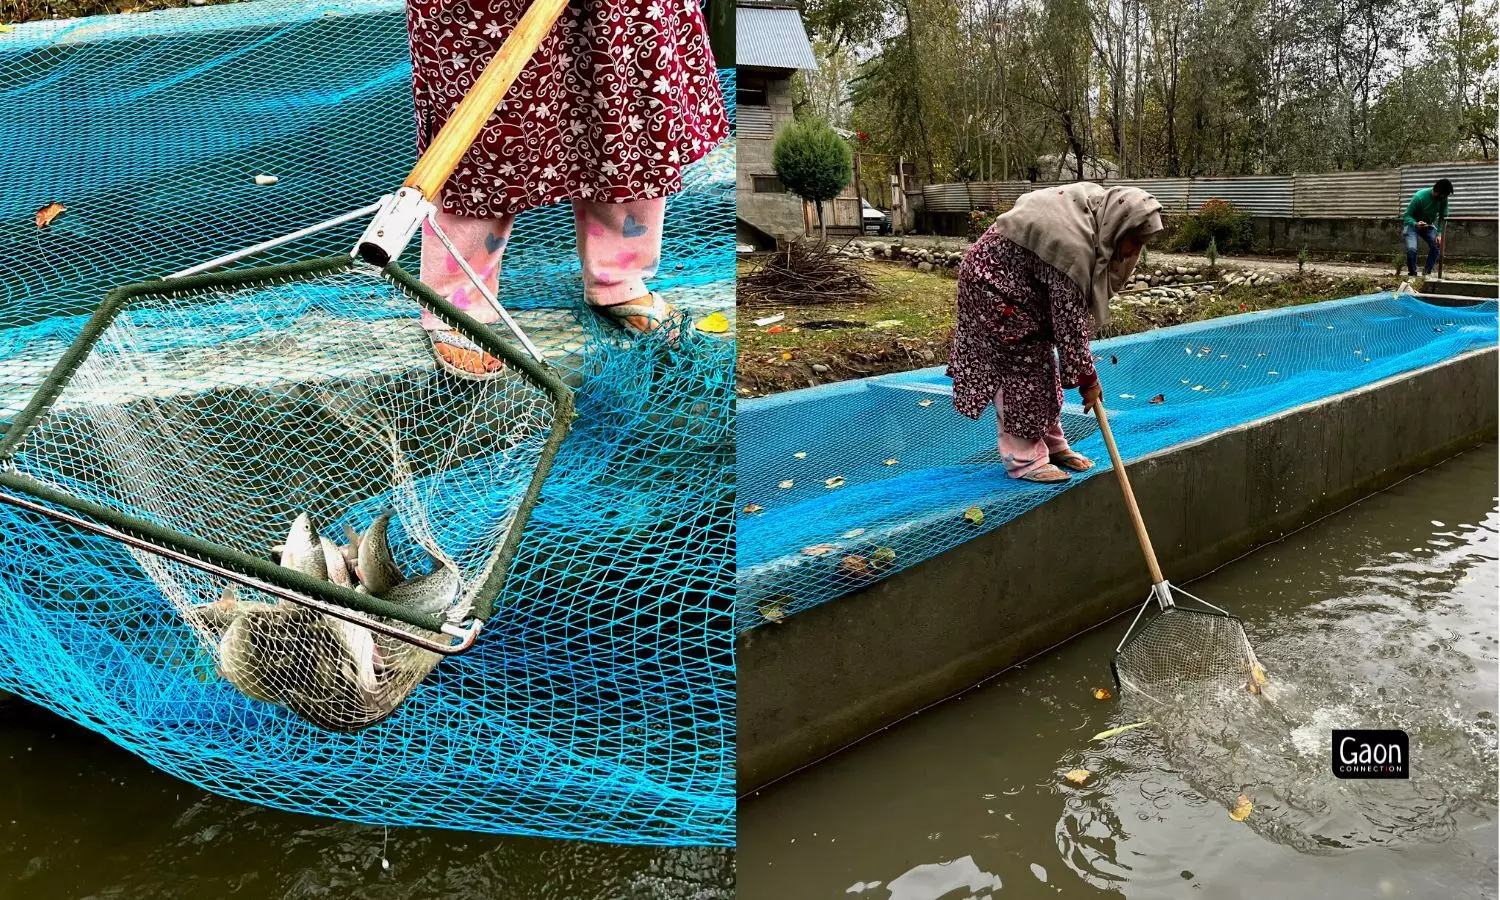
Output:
(996, 386), (1074, 478)
(418, 198), (666, 331)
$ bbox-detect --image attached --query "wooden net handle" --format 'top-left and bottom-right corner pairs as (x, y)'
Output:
(403, 0), (571, 199)
(1093, 398), (1167, 585)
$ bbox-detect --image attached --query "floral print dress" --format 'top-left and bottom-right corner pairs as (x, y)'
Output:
(405, 0), (730, 217)
(947, 228), (1099, 445)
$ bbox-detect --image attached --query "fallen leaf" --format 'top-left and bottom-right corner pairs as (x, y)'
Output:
(761, 604), (786, 624)
(1229, 794), (1253, 821)
(1110, 355), (1118, 365)
(1185, 347), (1193, 355)
(1092, 687), (1112, 700)
(778, 479), (794, 489)
(34, 202), (66, 228)
(253, 174), (279, 186)
(825, 476), (846, 489)
(695, 312), (730, 334)
(917, 399), (934, 407)
(842, 528), (866, 539)
(838, 555), (874, 579)
(963, 506), (984, 525)
(871, 547), (897, 565)
(793, 451), (807, 459)
(1191, 384), (1203, 391)
(1092, 719), (1151, 741)
(1251, 660), (1268, 686)
(801, 543), (839, 557)
(1149, 394), (1166, 404)
(780, 352), (792, 361)
(0, 24), (14, 32)
(766, 325), (786, 334)
(883, 458), (899, 466)
(1065, 769), (1091, 785)
(1119, 394), (1135, 399)
(1268, 370), (1279, 375)
(742, 503), (764, 514)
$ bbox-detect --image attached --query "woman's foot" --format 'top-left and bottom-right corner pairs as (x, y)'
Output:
(1016, 464), (1071, 483)
(1051, 451), (1095, 473)
(428, 329), (505, 380)
(590, 292), (681, 340)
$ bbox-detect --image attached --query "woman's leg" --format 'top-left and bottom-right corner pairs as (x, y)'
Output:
(996, 386), (1055, 478)
(573, 198), (674, 333)
(419, 210), (515, 374)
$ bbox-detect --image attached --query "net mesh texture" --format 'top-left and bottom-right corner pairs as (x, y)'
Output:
(1113, 605), (1261, 707)
(0, 1), (734, 845)
(738, 293), (1498, 632)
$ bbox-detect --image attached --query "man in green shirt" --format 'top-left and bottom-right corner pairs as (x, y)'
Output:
(1402, 178), (1453, 277)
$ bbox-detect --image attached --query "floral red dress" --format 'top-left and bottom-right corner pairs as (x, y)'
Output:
(947, 228), (1098, 442)
(405, 0), (730, 217)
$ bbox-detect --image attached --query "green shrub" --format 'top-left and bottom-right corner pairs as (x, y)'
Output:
(1171, 199), (1253, 254)
(772, 120), (853, 240)
(1205, 237), (1219, 268)
(969, 207), (1002, 238)
(1297, 246), (1310, 274)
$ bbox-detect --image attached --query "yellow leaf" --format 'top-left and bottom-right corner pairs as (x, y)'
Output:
(884, 459), (899, 466)
(1229, 794), (1253, 821)
(825, 476), (845, 488)
(761, 604), (786, 624)
(742, 503), (764, 514)
(34, 202), (66, 228)
(253, 174), (280, 186)
(781, 352), (792, 361)
(964, 506), (983, 525)
(778, 479), (794, 489)
(0, 24), (15, 32)
(838, 555), (874, 579)
(793, 451), (807, 459)
(917, 399), (934, 407)
(1251, 660), (1268, 685)
(1092, 687), (1112, 700)
(871, 547), (897, 565)
(801, 543), (839, 557)
(842, 528), (866, 539)
(1065, 769), (1091, 785)
(695, 312), (730, 334)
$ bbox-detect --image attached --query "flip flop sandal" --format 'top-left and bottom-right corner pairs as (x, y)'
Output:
(1018, 464), (1071, 484)
(427, 328), (506, 382)
(589, 292), (680, 340)
(1051, 452), (1095, 472)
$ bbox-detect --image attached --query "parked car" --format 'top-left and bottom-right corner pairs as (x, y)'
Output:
(861, 199), (891, 236)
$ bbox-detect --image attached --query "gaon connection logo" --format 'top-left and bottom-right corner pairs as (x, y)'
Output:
(1331, 729), (1409, 779)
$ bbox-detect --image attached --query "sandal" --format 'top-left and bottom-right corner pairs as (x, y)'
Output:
(427, 329), (506, 381)
(1017, 464), (1071, 484)
(1051, 452), (1095, 473)
(589, 292), (681, 341)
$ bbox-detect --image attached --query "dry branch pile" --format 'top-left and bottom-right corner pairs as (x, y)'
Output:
(740, 241), (878, 306)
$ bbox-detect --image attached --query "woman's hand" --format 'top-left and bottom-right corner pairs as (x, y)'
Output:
(1080, 381), (1102, 411)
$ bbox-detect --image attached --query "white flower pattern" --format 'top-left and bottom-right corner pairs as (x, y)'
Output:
(406, 0), (728, 217)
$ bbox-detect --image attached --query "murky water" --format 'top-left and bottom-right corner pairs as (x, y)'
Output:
(0, 702), (732, 899)
(739, 444), (1499, 900)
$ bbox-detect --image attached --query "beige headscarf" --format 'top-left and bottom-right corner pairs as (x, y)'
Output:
(993, 183), (1164, 326)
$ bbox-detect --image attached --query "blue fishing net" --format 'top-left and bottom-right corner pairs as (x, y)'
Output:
(0, 1), (734, 845)
(738, 293), (1498, 631)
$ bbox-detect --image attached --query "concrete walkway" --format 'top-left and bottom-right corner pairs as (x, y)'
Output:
(862, 235), (1497, 281)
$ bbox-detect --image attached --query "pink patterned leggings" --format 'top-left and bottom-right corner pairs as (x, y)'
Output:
(418, 198), (666, 331)
(996, 386), (1075, 478)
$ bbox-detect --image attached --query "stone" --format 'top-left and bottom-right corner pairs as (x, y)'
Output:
(812, 363), (829, 374)
(917, 261), (934, 272)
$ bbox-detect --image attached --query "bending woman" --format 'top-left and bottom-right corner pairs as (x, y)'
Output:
(948, 184), (1163, 483)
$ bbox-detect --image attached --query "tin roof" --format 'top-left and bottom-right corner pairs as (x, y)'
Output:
(737, 5), (818, 70)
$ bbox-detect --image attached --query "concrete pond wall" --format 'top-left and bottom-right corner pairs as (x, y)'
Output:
(737, 344), (1498, 792)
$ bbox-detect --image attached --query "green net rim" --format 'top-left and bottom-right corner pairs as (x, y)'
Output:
(0, 253), (575, 635)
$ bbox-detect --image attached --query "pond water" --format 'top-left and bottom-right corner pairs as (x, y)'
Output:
(739, 444), (1499, 900)
(0, 702), (733, 899)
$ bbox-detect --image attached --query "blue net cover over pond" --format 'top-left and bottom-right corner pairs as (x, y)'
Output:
(0, 2), (734, 845)
(737, 294), (1498, 633)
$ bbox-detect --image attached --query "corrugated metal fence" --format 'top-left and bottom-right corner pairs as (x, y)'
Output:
(923, 161), (1498, 219)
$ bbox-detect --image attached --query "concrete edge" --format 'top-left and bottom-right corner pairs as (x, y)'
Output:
(736, 346), (1499, 792)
